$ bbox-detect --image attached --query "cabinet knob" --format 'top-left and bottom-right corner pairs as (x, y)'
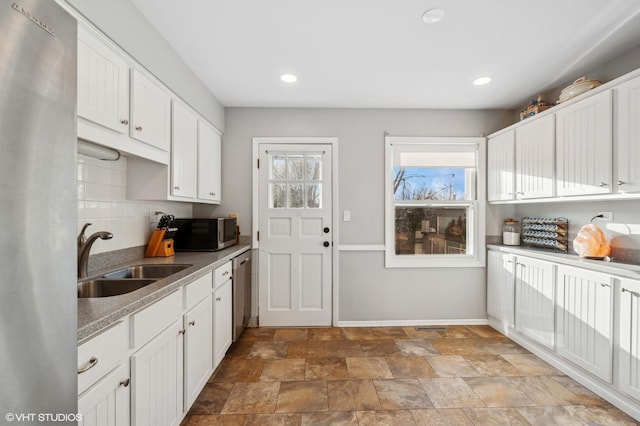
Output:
(78, 357), (98, 374)
(323, 241), (330, 247)
(599, 182), (608, 187)
(189, 320), (196, 326)
(120, 119), (129, 125)
(174, 186), (180, 190)
(216, 297), (221, 302)
(617, 180), (626, 186)
(119, 378), (130, 387)
(209, 192), (215, 196)
(135, 125), (143, 131)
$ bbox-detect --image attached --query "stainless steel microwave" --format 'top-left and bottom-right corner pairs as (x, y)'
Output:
(173, 218), (237, 251)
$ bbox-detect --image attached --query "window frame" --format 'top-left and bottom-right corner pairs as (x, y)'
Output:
(384, 136), (486, 268)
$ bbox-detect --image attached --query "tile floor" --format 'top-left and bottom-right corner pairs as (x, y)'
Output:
(181, 325), (639, 425)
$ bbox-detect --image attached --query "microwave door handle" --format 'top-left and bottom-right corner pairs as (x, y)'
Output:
(219, 222), (224, 245)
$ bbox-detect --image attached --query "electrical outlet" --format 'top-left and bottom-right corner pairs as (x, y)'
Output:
(596, 211), (613, 221)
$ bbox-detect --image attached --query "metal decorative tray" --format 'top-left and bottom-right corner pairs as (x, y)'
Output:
(521, 217), (569, 253)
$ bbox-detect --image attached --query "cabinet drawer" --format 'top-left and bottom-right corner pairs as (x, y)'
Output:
(78, 320), (129, 395)
(214, 261), (232, 289)
(131, 290), (182, 349)
(185, 271), (212, 310)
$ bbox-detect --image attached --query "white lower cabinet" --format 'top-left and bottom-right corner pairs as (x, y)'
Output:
(514, 256), (556, 348)
(78, 363), (131, 426)
(213, 263), (233, 368)
(619, 277), (640, 401)
(131, 320), (184, 426)
(184, 296), (213, 409)
(486, 250), (515, 324)
(556, 265), (613, 382)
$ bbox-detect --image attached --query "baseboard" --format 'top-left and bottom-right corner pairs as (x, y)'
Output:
(337, 318), (490, 327)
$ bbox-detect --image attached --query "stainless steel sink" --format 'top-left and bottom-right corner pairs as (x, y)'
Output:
(78, 279), (156, 298)
(102, 264), (192, 279)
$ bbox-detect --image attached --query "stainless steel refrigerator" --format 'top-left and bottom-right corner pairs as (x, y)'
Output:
(0, 0), (77, 418)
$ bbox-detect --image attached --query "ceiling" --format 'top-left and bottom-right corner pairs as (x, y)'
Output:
(131, 0), (640, 109)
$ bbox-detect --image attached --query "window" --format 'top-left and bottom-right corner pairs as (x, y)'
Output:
(385, 136), (485, 268)
(269, 152), (323, 209)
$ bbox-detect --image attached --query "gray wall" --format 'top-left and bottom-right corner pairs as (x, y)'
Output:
(63, 0), (225, 131)
(196, 108), (514, 322)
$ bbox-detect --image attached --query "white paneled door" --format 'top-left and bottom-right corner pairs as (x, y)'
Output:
(258, 143), (333, 326)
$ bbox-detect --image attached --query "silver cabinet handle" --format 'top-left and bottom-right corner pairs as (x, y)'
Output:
(222, 271), (229, 276)
(189, 320), (196, 326)
(120, 119), (129, 125)
(178, 329), (185, 335)
(174, 186), (180, 190)
(135, 125), (142, 131)
(78, 357), (98, 374)
(622, 288), (640, 297)
(119, 378), (130, 387)
(600, 283), (611, 288)
(599, 182), (608, 187)
(216, 297), (221, 302)
(209, 192), (215, 196)
(507, 260), (514, 264)
(618, 180), (627, 185)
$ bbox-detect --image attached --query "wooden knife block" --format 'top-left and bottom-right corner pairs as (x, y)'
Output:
(145, 229), (175, 257)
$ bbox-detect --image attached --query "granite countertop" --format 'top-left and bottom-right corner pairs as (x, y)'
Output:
(487, 243), (640, 279)
(77, 242), (251, 342)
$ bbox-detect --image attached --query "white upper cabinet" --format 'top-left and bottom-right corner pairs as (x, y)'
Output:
(615, 75), (640, 193)
(197, 120), (222, 203)
(130, 69), (171, 152)
(487, 130), (515, 201)
(556, 90), (612, 196)
(171, 100), (198, 199)
(515, 114), (555, 199)
(77, 26), (130, 135)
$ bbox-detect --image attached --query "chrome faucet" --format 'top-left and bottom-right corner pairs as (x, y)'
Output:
(78, 223), (113, 278)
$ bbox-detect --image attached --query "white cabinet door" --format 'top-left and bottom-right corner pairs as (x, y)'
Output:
(515, 256), (555, 348)
(78, 363), (130, 426)
(556, 265), (613, 382)
(487, 130), (515, 201)
(619, 278), (640, 401)
(616, 75), (640, 193)
(171, 100), (198, 199)
(77, 26), (130, 135)
(130, 69), (171, 152)
(515, 114), (555, 199)
(197, 121), (222, 203)
(487, 251), (515, 325)
(184, 296), (213, 411)
(213, 279), (233, 368)
(556, 90), (612, 196)
(131, 320), (183, 426)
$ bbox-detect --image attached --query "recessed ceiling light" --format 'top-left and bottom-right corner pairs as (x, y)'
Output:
(473, 76), (492, 86)
(280, 74), (298, 83)
(422, 8), (445, 24)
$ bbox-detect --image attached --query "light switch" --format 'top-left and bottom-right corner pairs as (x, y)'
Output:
(343, 210), (351, 222)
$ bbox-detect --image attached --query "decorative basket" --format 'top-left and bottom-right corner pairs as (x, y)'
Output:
(557, 77), (602, 104)
(520, 95), (552, 121)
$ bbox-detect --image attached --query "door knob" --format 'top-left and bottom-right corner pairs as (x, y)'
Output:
(323, 227), (330, 233)
(323, 241), (330, 247)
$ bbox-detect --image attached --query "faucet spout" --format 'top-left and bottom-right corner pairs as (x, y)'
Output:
(78, 223), (113, 278)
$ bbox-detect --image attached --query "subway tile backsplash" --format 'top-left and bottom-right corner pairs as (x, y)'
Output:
(77, 154), (191, 254)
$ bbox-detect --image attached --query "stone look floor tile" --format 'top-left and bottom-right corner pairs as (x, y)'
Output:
(224, 341), (254, 359)
(248, 342), (289, 359)
(325, 341), (363, 358)
(463, 407), (530, 425)
(402, 326), (442, 339)
(341, 327), (376, 340)
(301, 411), (358, 425)
(346, 357), (393, 379)
(516, 406), (588, 425)
(307, 327), (342, 341)
(260, 359), (306, 381)
(275, 381), (328, 413)
(305, 358), (350, 381)
(274, 328), (308, 341)
(243, 413), (302, 426)
(370, 326), (410, 339)
(510, 376), (588, 406)
(425, 355), (481, 378)
(501, 353), (563, 376)
(213, 358), (265, 382)
(464, 325), (507, 339)
(183, 414), (246, 425)
(438, 325), (478, 339)
(287, 341), (327, 358)
(551, 376), (609, 406)
(360, 340), (402, 357)
(418, 377), (485, 408)
(565, 405), (640, 425)
(410, 408), (474, 425)
(221, 382), (280, 414)
(386, 356), (437, 379)
(327, 380), (381, 411)
(373, 379), (433, 410)
(464, 377), (536, 407)
(395, 339), (439, 356)
(242, 328), (276, 341)
(356, 410), (416, 425)
(464, 354), (524, 377)
(188, 382), (234, 414)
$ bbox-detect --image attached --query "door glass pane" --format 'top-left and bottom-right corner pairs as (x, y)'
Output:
(288, 155), (304, 180)
(395, 206), (468, 255)
(306, 183), (322, 208)
(288, 183), (304, 208)
(271, 155), (286, 180)
(270, 183), (286, 208)
(306, 155), (322, 180)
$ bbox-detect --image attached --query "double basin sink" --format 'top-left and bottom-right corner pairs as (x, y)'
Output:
(78, 264), (192, 298)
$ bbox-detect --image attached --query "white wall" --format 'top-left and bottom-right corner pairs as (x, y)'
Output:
(196, 108), (514, 322)
(63, 0), (225, 132)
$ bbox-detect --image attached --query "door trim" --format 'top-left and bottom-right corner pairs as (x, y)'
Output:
(252, 137), (339, 325)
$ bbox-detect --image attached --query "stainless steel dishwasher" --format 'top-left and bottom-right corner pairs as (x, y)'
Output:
(232, 250), (251, 341)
